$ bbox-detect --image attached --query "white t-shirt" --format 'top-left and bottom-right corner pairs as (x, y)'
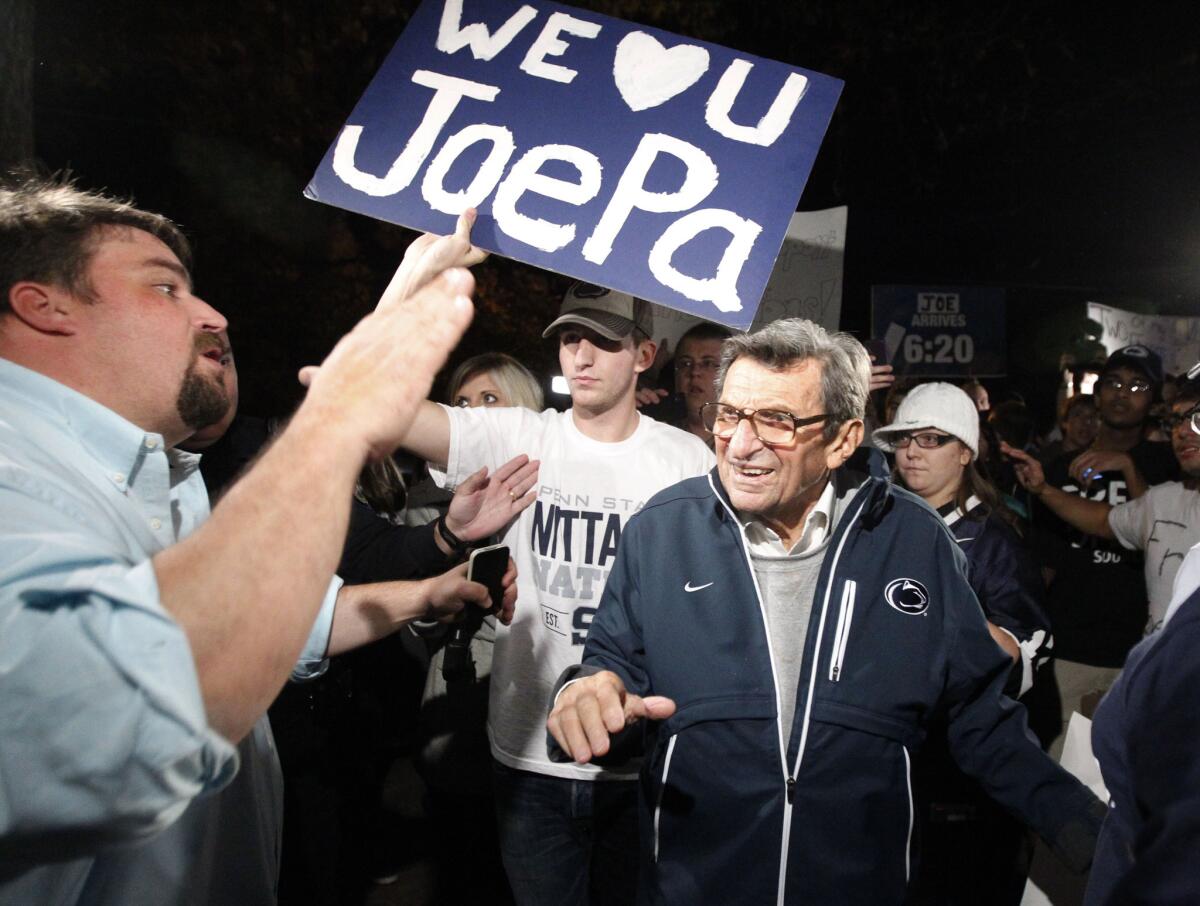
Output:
(1107, 481), (1200, 634)
(432, 405), (714, 780)
(1164, 541), (1200, 627)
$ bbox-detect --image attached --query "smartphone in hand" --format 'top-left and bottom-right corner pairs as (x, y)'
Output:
(467, 542), (509, 615)
(444, 542), (509, 682)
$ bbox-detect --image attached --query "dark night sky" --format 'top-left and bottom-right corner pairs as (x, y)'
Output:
(26, 0), (1200, 419)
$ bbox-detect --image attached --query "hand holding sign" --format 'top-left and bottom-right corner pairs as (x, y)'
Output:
(380, 207), (489, 309)
(307, 0), (842, 330)
(299, 265), (475, 464)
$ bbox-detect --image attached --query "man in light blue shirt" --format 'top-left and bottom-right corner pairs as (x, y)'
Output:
(0, 176), (492, 903)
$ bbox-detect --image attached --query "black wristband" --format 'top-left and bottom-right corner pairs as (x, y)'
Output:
(436, 514), (471, 556)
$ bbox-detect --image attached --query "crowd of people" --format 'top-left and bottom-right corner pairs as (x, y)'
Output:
(1, 172), (1198, 906)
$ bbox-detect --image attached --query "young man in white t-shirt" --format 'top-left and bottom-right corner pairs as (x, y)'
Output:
(397, 281), (714, 905)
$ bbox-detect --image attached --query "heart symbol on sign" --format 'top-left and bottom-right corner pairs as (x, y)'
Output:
(613, 32), (711, 112)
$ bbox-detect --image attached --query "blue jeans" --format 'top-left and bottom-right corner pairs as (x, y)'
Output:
(491, 760), (640, 906)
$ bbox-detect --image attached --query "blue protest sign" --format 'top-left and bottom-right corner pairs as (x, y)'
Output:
(871, 285), (1007, 378)
(305, 0), (843, 330)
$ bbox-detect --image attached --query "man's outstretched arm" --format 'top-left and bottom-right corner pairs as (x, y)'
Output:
(297, 209), (487, 469)
(1003, 441), (1115, 539)
(156, 254), (477, 742)
(327, 557), (517, 655)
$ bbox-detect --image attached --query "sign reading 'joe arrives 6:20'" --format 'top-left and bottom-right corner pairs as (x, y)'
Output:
(871, 285), (1007, 378)
(304, 0), (843, 331)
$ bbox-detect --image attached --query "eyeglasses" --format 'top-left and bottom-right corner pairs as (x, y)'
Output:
(1161, 406), (1200, 435)
(701, 402), (828, 445)
(894, 432), (959, 450)
(676, 356), (721, 374)
(1099, 376), (1152, 394)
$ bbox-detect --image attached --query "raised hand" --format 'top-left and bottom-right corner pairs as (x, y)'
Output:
(445, 454), (541, 542)
(298, 267), (475, 463)
(1000, 440), (1046, 494)
(379, 208), (489, 308)
(635, 387), (670, 408)
(869, 360), (896, 394)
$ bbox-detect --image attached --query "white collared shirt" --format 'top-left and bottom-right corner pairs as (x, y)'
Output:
(743, 478), (837, 557)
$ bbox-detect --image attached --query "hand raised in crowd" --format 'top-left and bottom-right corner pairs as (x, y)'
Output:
(1000, 441), (1046, 494)
(547, 671), (676, 764)
(297, 267), (476, 463)
(445, 454), (541, 542)
(868, 358), (895, 394)
(634, 386), (670, 408)
(295, 209), (487, 459)
(381, 207), (489, 307)
(1067, 449), (1133, 488)
(423, 558), (518, 625)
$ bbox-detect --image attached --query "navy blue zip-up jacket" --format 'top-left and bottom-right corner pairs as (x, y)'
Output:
(946, 503), (1051, 697)
(554, 451), (1101, 906)
(1086, 584), (1200, 906)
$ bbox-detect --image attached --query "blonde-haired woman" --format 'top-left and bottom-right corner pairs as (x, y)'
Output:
(447, 352), (544, 411)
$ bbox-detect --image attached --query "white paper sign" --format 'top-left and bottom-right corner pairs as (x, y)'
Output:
(1087, 302), (1200, 376)
(646, 206), (847, 349)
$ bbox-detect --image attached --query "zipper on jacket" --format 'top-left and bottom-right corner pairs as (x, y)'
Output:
(777, 497), (869, 906)
(902, 744), (914, 883)
(652, 735), (678, 864)
(705, 475), (793, 798)
(708, 473), (803, 906)
(707, 476), (881, 906)
(828, 579), (857, 682)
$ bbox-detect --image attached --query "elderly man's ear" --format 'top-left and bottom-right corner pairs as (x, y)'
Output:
(7, 283), (80, 336)
(825, 419), (864, 470)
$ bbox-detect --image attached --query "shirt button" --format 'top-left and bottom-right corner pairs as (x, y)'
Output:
(145, 438), (159, 450)
(150, 518), (162, 530)
(112, 473), (125, 484)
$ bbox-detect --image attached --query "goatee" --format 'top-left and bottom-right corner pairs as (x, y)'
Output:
(177, 350), (230, 430)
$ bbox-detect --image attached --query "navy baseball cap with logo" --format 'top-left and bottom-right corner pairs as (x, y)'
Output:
(1103, 345), (1164, 388)
(542, 281), (653, 342)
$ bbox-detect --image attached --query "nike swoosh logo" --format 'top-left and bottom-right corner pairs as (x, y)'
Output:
(684, 581), (714, 593)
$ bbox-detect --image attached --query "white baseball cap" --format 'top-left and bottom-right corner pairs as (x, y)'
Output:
(872, 382), (980, 459)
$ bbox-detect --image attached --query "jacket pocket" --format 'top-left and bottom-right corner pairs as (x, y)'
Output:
(828, 579), (857, 682)
(648, 696), (781, 905)
(787, 713), (916, 901)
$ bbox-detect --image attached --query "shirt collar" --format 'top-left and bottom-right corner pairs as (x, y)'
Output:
(0, 357), (173, 493)
(743, 477), (837, 556)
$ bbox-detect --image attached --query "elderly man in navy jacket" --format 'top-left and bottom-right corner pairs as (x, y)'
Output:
(548, 318), (1103, 906)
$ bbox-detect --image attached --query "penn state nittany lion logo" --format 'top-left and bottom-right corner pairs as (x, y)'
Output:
(884, 578), (929, 615)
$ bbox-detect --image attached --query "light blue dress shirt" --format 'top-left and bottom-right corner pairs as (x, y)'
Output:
(0, 358), (339, 904)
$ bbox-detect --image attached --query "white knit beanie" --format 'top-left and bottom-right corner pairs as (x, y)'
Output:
(872, 382), (979, 459)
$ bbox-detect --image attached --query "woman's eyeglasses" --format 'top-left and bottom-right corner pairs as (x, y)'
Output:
(894, 432), (958, 449)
